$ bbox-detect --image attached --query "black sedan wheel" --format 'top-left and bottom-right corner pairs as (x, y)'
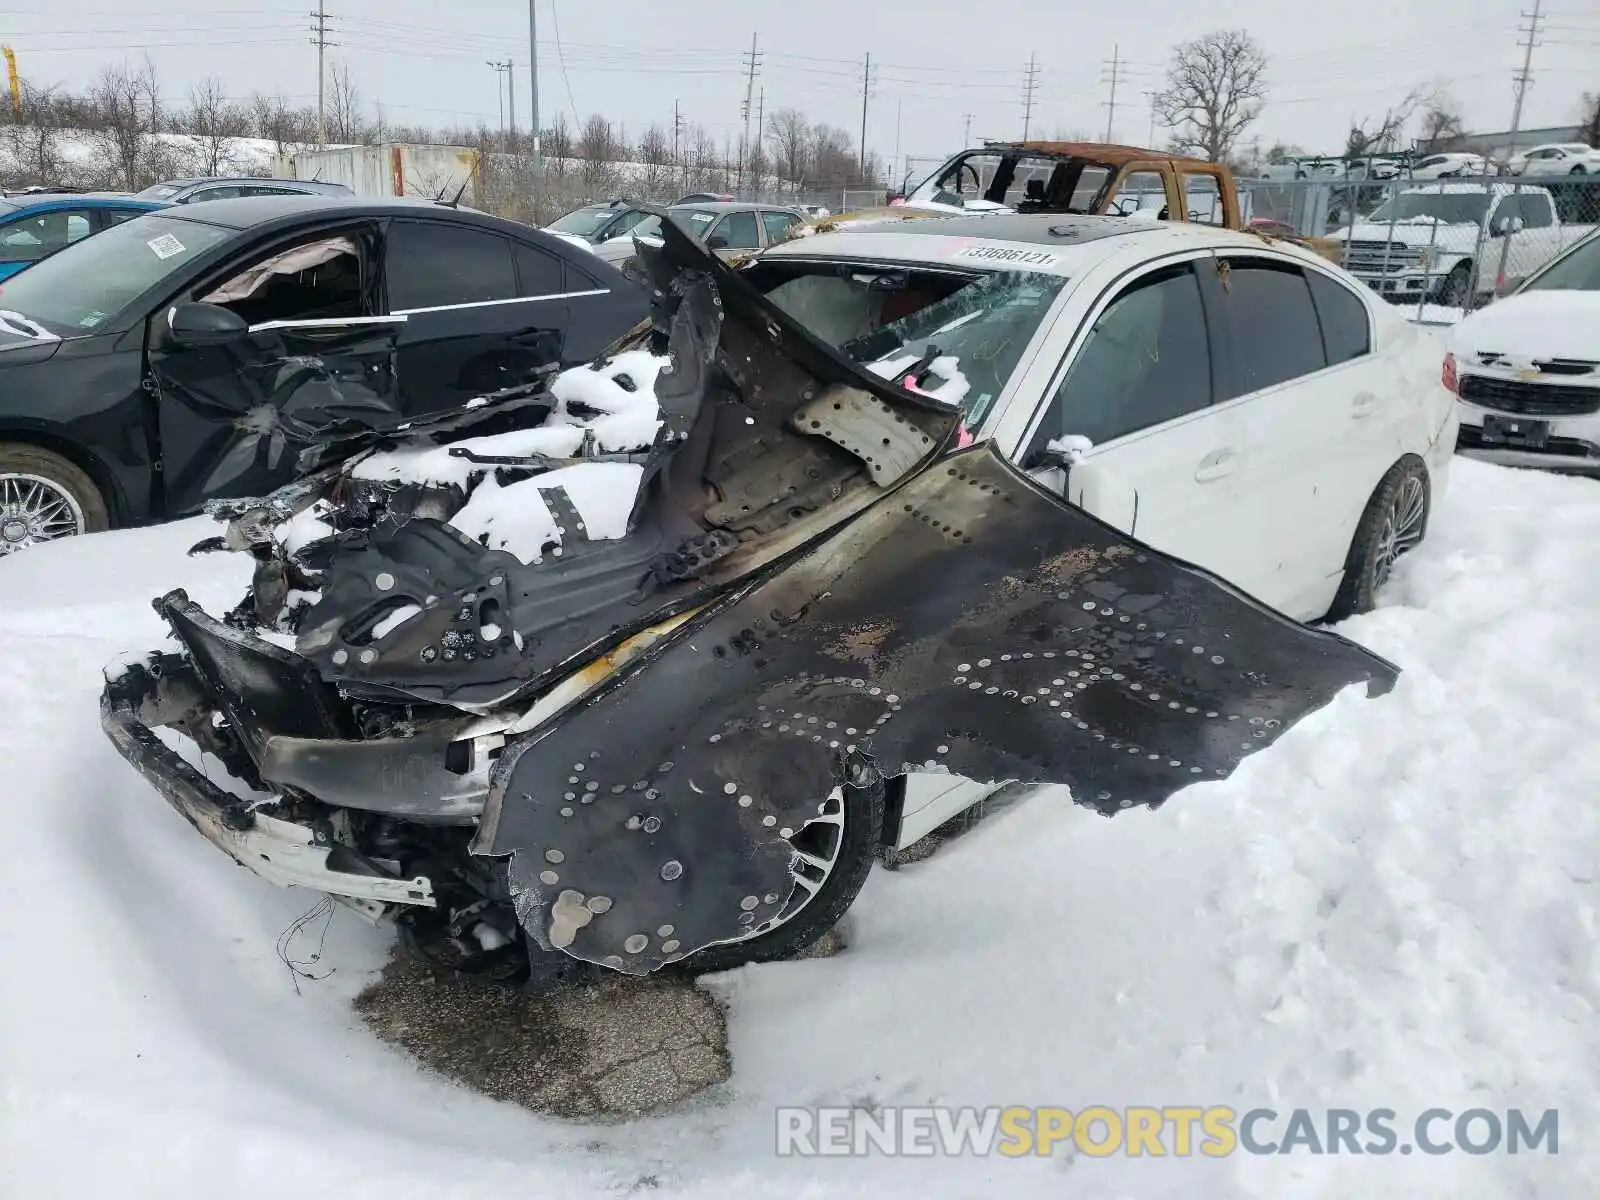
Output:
(0, 444), (108, 555)
(1326, 456), (1430, 621)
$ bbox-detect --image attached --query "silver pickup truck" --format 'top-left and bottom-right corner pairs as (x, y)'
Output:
(1327, 182), (1596, 307)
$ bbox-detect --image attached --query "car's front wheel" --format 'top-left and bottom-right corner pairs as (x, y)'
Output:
(1325, 456), (1430, 622)
(0, 443), (108, 556)
(678, 779), (885, 975)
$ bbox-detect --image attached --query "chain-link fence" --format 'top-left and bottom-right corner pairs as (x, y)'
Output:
(1238, 174), (1600, 322)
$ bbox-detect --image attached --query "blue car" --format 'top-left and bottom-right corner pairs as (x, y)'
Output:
(0, 193), (168, 279)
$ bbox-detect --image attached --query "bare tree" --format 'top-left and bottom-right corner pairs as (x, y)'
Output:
(576, 113), (621, 163)
(183, 75), (250, 175)
(764, 107), (809, 188)
(806, 123), (857, 186)
(1344, 86), (1430, 158)
(87, 57), (163, 189)
(326, 61), (365, 144)
(1415, 94), (1466, 154)
(1153, 30), (1268, 163)
(1581, 92), (1600, 149)
(1, 83), (69, 186)
(636, 122), (674, 195)
(250, 92), (313, 156)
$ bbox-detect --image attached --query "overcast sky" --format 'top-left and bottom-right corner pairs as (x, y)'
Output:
(9, 0), (1598, 174)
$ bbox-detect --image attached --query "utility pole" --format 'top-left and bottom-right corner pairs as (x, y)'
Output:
(673, 98), (687, 193)
(1020, 53), (1039, 141)
(1506, 0), (1543, 158)
(1100, 43), (1126, 142)
(1143, 89), (1157, 147)
(892, 98), (902, 185)
(308, 1), (336, 147)
(962, 112), (974, 144)
(488, 60), (511, 150)
(528, 0), (541, 202)
(755, 86), (765, 198)
(859, 52), (872, 176)
(738, 33), (761, 196)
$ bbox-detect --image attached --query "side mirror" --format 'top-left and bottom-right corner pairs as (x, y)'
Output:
(165, 302), (249, 348)
(706, 233), (730, 250)
(1034, 434), (1095, 470)
(1492, 215), (1525, 236)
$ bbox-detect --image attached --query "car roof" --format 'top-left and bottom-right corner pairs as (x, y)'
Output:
(150, 193), (520, 230)
(0, 193), (164, 213)
(762, 213), (1305, 276)
(669, 201), (793, 214)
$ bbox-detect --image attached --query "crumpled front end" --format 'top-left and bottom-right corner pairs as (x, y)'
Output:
(101, 214), (1402, 983)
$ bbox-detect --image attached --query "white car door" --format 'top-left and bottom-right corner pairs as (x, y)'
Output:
(1202, 252), (1406, 619)
(998, 253), (1258, 595)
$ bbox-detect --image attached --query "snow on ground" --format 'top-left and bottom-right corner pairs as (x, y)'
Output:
(3, 458), (1600, 1198)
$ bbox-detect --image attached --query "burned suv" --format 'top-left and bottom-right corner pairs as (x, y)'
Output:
(102, 215), (1397, 987)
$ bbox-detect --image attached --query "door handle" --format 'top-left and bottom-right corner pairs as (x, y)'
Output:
(1351, 390), (1379, 419)
(1194, 449), (1237, 483)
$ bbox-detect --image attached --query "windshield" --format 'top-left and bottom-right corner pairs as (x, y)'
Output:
(763, 265), (1068, 426)
(0, 212), (232, 334)
(135, 182), (186, 201)
(546, 206), (616, 236)
(1523, 234), (1600, 292)
(1365, 191), (1492, 225)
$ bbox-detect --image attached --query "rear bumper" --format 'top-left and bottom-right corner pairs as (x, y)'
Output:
(100, 652), (436, 912)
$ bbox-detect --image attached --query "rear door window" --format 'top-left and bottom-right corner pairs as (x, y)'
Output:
(514, 240), (566, 297)
(384, 220), (518, 311)
(711, 210), (760, 250)
(760, 210), (803, 244)
(1304, 270), (1372, 364)
(1214, 259), (1327, 397)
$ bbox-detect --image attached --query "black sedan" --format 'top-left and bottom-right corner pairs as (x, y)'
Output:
(0, 195), (648, 553)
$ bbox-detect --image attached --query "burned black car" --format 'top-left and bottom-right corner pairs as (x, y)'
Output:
(102, 215), (1399, 986)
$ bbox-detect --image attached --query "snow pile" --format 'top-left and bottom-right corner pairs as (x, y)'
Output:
(2, 458), (1599, 1196)
(447, 462), (644, 561)
(351, 351), (665, 491)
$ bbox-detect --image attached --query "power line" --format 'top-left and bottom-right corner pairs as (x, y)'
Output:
(1020, 53), (1039, 140)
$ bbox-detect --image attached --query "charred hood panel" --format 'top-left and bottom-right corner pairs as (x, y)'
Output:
(479, 443), (1399, 974)
(286, 214), (960, 709)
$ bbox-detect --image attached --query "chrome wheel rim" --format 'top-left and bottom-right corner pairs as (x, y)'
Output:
(0, 473), (86, 555)
(1374, 474), (1426, 586)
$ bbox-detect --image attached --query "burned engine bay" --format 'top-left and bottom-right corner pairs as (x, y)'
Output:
(102, 217), (1401, 984)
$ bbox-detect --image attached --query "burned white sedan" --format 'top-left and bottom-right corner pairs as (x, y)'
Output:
(102, 214), (1432, 987)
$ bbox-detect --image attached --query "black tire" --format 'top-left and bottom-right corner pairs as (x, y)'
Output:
(678, 779), (885, 975)
(1570, 165), (1587, 176)
(1432, 262), (1472, 307)
(0, 442), (108, 554)
(1325, 456), (1430, 622)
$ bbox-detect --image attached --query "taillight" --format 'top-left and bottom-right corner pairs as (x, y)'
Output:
(1441, 351), (1459, 395)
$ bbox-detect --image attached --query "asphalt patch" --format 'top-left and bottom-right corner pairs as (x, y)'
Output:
(354, 952), (731, 1118)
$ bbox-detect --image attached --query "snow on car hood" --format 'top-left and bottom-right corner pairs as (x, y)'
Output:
(1449, 291), (1600, 361)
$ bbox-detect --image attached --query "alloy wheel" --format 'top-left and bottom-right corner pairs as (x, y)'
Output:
(0, 472), (86, 555)
(1374, 474), (1427, 586)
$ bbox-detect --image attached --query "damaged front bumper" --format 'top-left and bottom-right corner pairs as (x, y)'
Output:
(101, 652), (437, 916)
